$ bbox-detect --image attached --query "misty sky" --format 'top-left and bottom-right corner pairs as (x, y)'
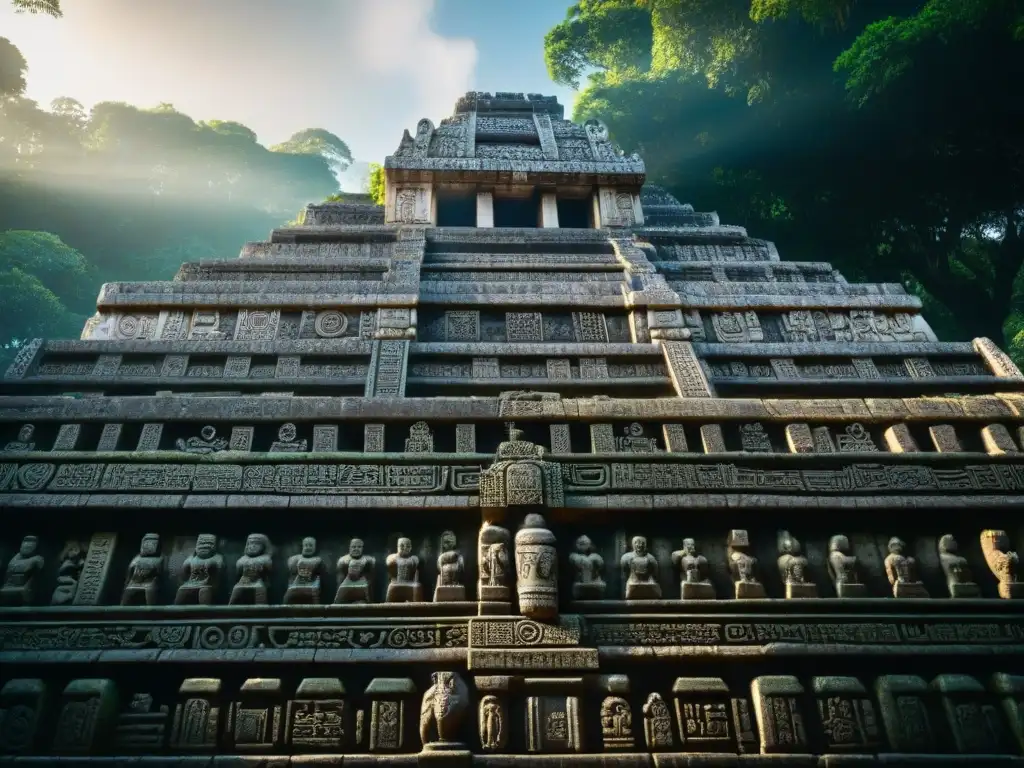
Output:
(0, 0), (578, 161)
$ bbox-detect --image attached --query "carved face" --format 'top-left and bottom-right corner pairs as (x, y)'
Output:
(631, 536), (647, 556)
(19, 536), (37, 556)
(245, 535), (264, 556)
(349, 538), (364, 558)
(431, 670), (456, 689)
(397, 537), (412, 557)
(938, 534), (956, 554)
(887, 537), (905, 555)
(575, 535), (592, 554)
(829, 534), (849, 553)
(141, 534), (160, 556)
(440, 531), (456, 552)
(17, 424), (33, 442)
(196, 534), (216, 558)
(681, 538), (696, 556)
(302, 537), (317, 556)
(278, 423), (297, 442)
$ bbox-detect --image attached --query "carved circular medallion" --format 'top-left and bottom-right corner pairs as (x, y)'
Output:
(226, 625), (251, 648)
(514, 620), (542, 645)
(15, 463), (54, 491)
(116, 314), (140, 338)
(315, 310), (348, 338)
(198, 626), (225, 649)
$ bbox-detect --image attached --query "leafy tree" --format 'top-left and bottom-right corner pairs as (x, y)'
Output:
(368, 163), (384, 205)
(271, 128), (353, 177)
(10, 0), (60, 17)
(0, 37), (27, 98)
(545, 0), (1024, 346)
(0, 230), (91, 362)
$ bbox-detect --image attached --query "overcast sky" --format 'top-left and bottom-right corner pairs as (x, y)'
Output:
(0, 0), (578, 161)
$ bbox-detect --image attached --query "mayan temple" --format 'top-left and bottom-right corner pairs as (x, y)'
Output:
(2, 90), (1024, 766)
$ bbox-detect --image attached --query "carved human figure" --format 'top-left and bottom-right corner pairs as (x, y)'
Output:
(980, 529), (1023, 599)
(121, 533), (164, 606)
(514, 513), (558, 620)
(284, 536), (325, 605)
(777, 531), (817, 598)
(479, 695), (506, 751)
(621, 535), (661, 600)
(386, 537), (423, 603)
(727, 529), (766, 598)
(229, 533), (273, 605)
(334, 538), (374, 604)
(175, 533), (223, 605)
(50, 541), (86, 606)
(937, 534), (980, 598)
(3, 424), (35, 451)
(601, 696), (634, 748)
(270, 422), (307, 453)
(884, 536), (928, 598)
(175, 425), (227, 454)
(419, 670), (469, 749)
(0, 535), (44, 606)
(478, 522), (511, 602)
(827, 534), (866, 597)
(569, 534), (606, 600)
(642, 692), (674, 750)
(434, 530), (465, 602)
(671, 538), (714, 599)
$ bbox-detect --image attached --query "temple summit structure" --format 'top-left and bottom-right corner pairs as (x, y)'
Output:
(2, 91), (1024, 766)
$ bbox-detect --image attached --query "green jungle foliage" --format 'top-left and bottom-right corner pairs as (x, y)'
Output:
(0, 30), (349, 367)
(546, 0), (1024, 355)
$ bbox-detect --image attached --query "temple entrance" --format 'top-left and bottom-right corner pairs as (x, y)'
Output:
(493, 190), (541, 227)
(435, 187), (477, 227)
(557, 195), (592, 228)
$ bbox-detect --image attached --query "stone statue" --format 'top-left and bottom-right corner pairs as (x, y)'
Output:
(569, 534), (606, 600)
(175, 425), (227, 454)
(642, 692), (673, 750)
(4, 424), (35, 451)
(777, 531), (817, 598)
(0, 534), (44, 606)
(621, 535), (661, 600)
(937, 534), (980, 598)
(980, 529), (1022, 599)
(433, 530), (465, 602)
(479, 695), (506, 751)
(175, 533), (223, 605)
(727, 529), (765, 598)
(335, 538), (374, 604)
(884, 536), (928, 598)
(121, 533), (163, 606)
(600, 696), (634, 749)
(827, 534), (866, 597)
(270, 422), (307, 453)
(514, 513), (558, 620)
(671, 538), (714, 599)
(478, 522), (511, 602)
(284, 536), (325, 605)
(419, 670), (469, 750)
(386, 536), (423, 602)
(51, 540), (86, 605)
(230, 533), (273, 605)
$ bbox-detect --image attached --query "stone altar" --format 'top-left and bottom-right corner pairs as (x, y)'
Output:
(2, 90), (1024, 763)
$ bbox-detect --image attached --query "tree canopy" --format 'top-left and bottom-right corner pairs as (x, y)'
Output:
(546, 0), (1024, 350)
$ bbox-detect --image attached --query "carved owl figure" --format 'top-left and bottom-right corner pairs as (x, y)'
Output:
(419, 670), (469, 747)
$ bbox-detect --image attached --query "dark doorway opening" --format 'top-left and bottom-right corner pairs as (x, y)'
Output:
(435, 189), (477, 227)
(557, 195), (592, 228)
(493, 191), (540, 228)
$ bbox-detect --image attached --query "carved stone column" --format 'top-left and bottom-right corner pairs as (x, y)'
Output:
(365, 678), (417, 752)
(874, 675), (935, 753)
(751, 676), (809, 754)
(51, 678), (119, 754)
